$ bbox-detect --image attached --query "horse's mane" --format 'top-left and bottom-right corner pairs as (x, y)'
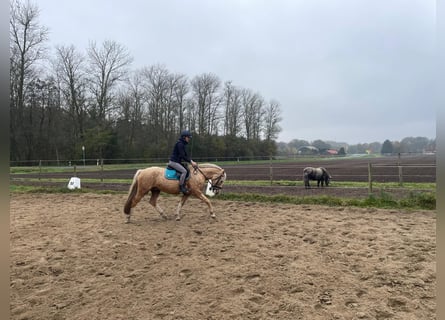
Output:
(198, 163), (222, 170)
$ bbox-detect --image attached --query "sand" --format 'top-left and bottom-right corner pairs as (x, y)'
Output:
(10, 193), (436, 319)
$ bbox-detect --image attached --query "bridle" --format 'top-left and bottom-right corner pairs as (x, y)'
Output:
(193, 165), (225, 192)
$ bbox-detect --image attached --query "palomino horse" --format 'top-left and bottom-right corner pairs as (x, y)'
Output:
(303, 167), (332, 189)
(123, 163), (226, 223)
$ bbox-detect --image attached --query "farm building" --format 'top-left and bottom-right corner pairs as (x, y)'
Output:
(297, 146), (319, 155)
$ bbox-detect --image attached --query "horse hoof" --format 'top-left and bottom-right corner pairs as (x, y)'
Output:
(175, 216), (181, 221)
(210, 214), (216, 219)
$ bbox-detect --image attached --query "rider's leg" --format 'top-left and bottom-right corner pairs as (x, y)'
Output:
(179, 172), (189, 194)
(168, 161), (188, 193)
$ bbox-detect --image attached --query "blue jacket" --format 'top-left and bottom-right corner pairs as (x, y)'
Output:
(169, 137), (191, 164)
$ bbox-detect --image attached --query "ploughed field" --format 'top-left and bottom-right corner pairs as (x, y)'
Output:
(11, 154), (436, 199)
(226, 154), (435, 182)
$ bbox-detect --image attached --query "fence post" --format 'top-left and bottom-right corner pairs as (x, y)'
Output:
(39, 160), (42, 180)
(100, 158), (104, 182)
(397, 153), (403, 186)
(368, 162), (372, 194)
(269, 156), (273, 185)
(398, 166), (403, 186)
(74, 164), (77, 177)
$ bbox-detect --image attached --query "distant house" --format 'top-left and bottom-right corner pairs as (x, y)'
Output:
(297, 146), (319, 155)
(325, 149), (338, 155)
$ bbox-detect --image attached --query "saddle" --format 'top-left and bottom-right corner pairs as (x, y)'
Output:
(164, 166), (190, 180)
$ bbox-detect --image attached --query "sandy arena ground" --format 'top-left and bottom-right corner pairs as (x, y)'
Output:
(10, 193), (436, 320)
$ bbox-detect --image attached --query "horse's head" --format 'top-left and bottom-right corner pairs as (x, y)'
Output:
(325, 175), (331, 186)
(322, 168), (332, 186)
(197, 164), (226, 196)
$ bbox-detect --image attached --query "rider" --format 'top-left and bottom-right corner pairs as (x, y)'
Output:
(168, 130), (197, 194)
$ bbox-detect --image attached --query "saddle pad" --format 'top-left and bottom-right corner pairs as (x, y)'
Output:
(164, 167), (179, 180)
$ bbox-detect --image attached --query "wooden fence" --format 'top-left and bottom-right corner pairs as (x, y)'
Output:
(14, 154), (436, 189)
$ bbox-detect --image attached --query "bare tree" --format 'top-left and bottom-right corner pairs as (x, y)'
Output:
(115, 70), (147, 156)
(241, 89), (264, 140)
(170, 73), (189, 133)
(10, 0), (48, 112)
(122, 70), (146, 125)
(222, 81), (242, 137)
(87, 40), (133, 122)
(10, 0), (48, 160)
(53, 45), (88, 142)
(163, 73), (188, 135)
(183, 98), (196, 135)
(28, 77), (62, 159)
(190, 73), (221, 135)
(263, 99), (282, 141)
(141, 64), (171, 143)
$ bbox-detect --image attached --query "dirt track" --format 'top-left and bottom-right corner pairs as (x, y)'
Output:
(10, 193), (436, 320)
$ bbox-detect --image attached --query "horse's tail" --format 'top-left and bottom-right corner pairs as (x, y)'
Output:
(124, 169), (141, 214)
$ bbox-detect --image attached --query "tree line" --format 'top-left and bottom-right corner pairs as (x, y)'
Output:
(277, 136), (436, 156)
(9, 0), (282, 163)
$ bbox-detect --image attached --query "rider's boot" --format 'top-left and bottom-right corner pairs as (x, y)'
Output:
(179, 183), (189, 194)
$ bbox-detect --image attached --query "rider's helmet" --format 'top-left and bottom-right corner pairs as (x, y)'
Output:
(180, 130), (192, 138)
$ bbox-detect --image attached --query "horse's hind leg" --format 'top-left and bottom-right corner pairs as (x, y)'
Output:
(175, 195), (190, 221)
(125, 190), (146, 223)
(149, 190), (167, 219)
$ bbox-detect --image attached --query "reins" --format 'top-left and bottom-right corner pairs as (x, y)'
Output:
(193, 165), (225, 191)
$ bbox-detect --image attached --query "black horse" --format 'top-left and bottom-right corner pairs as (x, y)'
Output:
(303, 167), (331, 189)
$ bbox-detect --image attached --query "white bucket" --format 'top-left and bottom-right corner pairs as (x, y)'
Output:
(67, 177), (81, 190)
(205, 181), (216, 197)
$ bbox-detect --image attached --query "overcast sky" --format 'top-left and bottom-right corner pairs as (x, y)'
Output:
(36, 0), (436, 144)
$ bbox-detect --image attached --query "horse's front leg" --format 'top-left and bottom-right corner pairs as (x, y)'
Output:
(175, 194), (190, 221)
(195, 192), (215, 219)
